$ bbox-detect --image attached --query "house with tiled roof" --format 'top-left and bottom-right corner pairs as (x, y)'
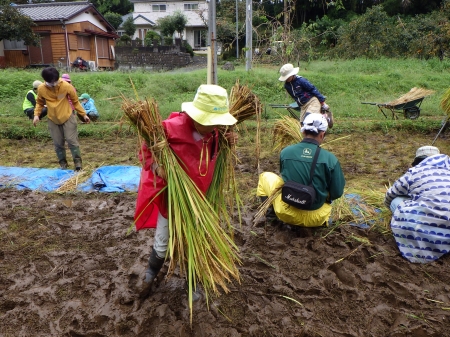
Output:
(0, 1), (119, 69)
(125, 0), (208, 50)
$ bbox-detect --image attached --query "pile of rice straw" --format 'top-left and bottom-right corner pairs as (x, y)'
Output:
(386, 87), (435, 107)
(56, 166), (92, 193)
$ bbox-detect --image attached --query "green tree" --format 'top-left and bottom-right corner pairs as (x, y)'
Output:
(122, 16), (136, 37)
(104, 12), (123, 30)
(172, 11), (188, 39)
(0, 1), (40, 45)
(91, 0), (132, 15)
(157, 15), (177, 38)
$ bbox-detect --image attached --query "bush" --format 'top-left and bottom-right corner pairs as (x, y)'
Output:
(117, 34), (131, 46)
(183, 41), (194, 57)
(163, 36), (173, 45)
(145, 31), (161, 46)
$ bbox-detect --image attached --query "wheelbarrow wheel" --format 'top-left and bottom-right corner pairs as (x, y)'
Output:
(404, 106), (420, 120)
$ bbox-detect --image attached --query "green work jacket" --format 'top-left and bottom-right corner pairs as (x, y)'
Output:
(280, 138), (345, 210)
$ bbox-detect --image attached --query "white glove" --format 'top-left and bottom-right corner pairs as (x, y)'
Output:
(321, 103), (329, 111)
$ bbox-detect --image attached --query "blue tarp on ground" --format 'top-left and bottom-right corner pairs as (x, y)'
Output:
(0, 165), (141, 193)
(0, 167), (75, 191)
(78, 166), (141, 192)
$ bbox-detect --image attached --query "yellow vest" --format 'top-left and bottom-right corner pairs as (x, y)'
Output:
(23, 89), (36, 110)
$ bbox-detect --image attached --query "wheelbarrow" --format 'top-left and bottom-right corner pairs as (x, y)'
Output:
(361, 87), (435, 120)
(269, 102), (301, 119)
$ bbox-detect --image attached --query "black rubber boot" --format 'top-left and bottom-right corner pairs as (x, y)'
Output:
(139, 248), (165, 298)
(260, 196), (277, 221)
(56, 149), (68, 169)
(70, 147), (82, 171)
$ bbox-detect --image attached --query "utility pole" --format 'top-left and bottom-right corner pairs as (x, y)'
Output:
(236, 0), (239, 59)
(207, 0), (218, 84)
(245, 0), (252, 71)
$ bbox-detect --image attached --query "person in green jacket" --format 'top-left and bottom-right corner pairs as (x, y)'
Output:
(23, 80), (47, 120)
(256, 113), (345, 227)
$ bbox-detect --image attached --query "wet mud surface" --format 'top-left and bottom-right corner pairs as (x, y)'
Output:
(1, 188), (449, 337)
(1, 130), (450, 336)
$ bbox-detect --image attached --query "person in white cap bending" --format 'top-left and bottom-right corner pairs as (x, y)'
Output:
(384, 146), (450, 264)
(134, 84), (238, 298)
(256, 113), (345, 228)
(279, 63), (333, 127)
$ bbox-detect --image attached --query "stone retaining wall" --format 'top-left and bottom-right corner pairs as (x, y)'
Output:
(115, 46), (192, 71)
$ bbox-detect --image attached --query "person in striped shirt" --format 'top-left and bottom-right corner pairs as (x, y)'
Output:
(384, 146), (450, 263)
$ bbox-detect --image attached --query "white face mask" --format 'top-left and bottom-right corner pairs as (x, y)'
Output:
(45, 81), (58, 87)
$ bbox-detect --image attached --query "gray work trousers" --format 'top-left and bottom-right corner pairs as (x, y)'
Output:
(153, 212), (169, 259)
(47, 114), (79, 152)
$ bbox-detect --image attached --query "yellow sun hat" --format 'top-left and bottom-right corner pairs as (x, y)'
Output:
(181, 84), (237, 126)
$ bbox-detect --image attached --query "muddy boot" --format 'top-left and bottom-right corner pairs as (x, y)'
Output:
(70, 147), (82, 171)
(260, 196), (277, 222)
(56, 149), (68, 169)
(139, 248), (165, 298)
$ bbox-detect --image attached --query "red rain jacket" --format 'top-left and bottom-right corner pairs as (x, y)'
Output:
(134, 112), (219, 230)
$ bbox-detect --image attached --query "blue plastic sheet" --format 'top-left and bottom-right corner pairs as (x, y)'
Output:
(78, 166), (141, 192)
(0, 165), (141, 193)
(0, 166), (74, 191)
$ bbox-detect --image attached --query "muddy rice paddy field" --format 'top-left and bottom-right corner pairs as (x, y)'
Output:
(1, 126), (450, 337)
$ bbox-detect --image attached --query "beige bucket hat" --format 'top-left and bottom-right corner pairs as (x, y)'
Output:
(181, 84), (237, 126)
(279, 63), (299, 81)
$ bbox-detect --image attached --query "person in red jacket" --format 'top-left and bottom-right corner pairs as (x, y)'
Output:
(135, 84), (238, 298)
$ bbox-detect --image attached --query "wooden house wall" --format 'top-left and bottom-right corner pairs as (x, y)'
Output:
(3, 22), (116, 68)
(4, 50), (28, 68)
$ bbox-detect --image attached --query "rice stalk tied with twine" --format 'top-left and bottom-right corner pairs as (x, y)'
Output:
(209, 79), (262, 234)
(121, 94), (241, 322)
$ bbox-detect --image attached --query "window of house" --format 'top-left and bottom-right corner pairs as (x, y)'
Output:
(97, 37), (109, 59)
(3, 40), (26, 50)
(184, 3), (198, 11)
(152, 4), (166, 12)
(77, 36), (91, 50)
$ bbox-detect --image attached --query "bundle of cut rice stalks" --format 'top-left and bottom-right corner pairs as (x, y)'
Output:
(55, 166), (92, 193)
(440, 88), (450, 115)
(272, 115), (350, 151)
(273, 115), (303, 151)
(121, 95), (241, 323)
(208, 79), (262, 234)
(387, 87), (435, 107)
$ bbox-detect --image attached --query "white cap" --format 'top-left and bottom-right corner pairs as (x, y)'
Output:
(415, 146), (440, 158)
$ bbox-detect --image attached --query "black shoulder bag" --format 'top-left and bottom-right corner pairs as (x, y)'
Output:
(281, 146), (321, 210)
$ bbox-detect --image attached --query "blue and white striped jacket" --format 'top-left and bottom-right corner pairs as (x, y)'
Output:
(384, 154), (450, 263)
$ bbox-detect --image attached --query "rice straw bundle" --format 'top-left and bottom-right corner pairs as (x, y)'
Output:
(273, 115), (351, 150)
(228, 79), (262, 125)
(209, 80), (262, 233)
(56, 166), (91, 193)
(273, 115), (302, 151)
(253, 187), (282, 224)
(440, 88), (450, 115)
(387, 87), (435, 107)
(121, 96), (241, 322)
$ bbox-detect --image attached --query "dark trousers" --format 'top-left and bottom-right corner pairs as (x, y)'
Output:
(24, 107), (47, 120)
